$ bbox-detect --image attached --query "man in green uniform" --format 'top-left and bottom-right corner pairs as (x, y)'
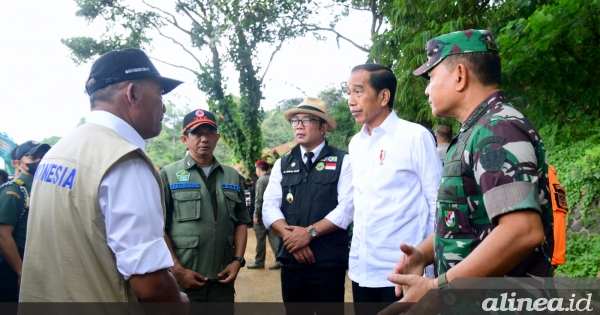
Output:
(161, 109), (251, 303)
(387, 29), (553, 304)
(0, 140), (50, 301)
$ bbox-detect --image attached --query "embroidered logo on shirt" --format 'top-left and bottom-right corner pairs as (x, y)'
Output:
(176, 170), (191, 181)
(315, 162), (325, 171)
(444, 210), (456, 228)
(170, 182), (201, 190)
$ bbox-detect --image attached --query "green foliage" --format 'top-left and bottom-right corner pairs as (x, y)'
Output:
(40, 136), (61, 146)
(555, 233), (600, 277)
(261, 111), (294, 149)
(63, 0), (324, 174)
(145, 102), (189, 167)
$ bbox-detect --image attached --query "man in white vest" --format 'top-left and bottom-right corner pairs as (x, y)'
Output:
(20, 49), (188, 302)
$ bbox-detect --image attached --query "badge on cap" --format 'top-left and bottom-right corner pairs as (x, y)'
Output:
(176, 170), (191, 182)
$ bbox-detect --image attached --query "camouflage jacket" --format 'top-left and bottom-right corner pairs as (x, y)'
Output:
(434, 91), (554, 277)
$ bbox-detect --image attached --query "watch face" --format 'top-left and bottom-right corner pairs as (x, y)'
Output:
(439, 290), (459, 306)
(308, 228), (318, 238)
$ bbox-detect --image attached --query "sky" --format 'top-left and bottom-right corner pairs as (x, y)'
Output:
(0, 1), (372, 145)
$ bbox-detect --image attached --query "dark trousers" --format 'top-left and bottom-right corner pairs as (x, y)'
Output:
(0, 255), (20, 302)
(281, 266), (346, 315)
(352, 281), (402, 315)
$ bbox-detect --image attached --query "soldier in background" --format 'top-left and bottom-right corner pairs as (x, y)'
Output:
(388, 29), (553, 305)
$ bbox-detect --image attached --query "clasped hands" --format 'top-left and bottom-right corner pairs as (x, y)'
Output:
(171, 260), (241, 290)
(282, 225), (315, 264)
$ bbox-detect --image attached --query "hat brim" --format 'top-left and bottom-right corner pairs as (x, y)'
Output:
(184, 121), (218, 134)
(17, 143), (51, 160)
(412, 57), (445, 80)
(158, 76), (184, 95)
(284, 108), (337, 131)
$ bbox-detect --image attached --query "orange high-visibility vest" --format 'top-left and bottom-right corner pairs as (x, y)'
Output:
(549, 164), (568, 266)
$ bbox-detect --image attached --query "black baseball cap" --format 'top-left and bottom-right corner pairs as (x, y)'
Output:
(85, 48), (184, 95)
(10, 145), (19, 161)
(182, 109), (218, 134)
(14, 141), (51, 160)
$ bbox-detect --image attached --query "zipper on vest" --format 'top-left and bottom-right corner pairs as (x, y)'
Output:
(213, 196), (219, 278)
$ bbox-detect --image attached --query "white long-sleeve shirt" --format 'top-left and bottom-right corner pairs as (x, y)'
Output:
(262, 140), (354, 230)
(348, 111), (441, 288)
(89, 111), (173, 280)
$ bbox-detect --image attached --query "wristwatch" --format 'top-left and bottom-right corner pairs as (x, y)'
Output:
(437, 273), (460, 306)
(233, 256), (246, 267)
(307, 225), (318, 238)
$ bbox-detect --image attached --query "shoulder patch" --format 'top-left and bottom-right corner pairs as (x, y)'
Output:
(480, 147), (505, 172)
(6, 191), (21, 198)
(476, 136), (505, 151)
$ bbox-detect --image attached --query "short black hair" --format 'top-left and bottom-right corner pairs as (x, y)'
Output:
(0, 169), (8, 183)
(443, 52), (501, 87)
(256, 164), (269, 172)
(435, 124), (453, 142)
(351, 64), (397, 109)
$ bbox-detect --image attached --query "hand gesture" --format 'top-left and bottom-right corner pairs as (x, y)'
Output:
(171, 264), (207, 289)
(217, 261), (242, 284)
(283, 225), (311, 253)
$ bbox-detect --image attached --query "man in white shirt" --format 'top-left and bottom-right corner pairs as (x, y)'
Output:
(262, 97), (354, 315)
(346, 64), (441, 314)
(20, 49), (187, 302)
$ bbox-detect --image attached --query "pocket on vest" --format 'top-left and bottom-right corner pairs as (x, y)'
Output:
(173, 190), (201, 222)
(224, 191), (241, 221)
(171, 235), (199, 271)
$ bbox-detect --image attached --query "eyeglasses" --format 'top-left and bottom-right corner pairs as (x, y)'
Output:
(289, 117), (318, 127)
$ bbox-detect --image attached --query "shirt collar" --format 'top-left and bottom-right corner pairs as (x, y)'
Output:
(15, 172), (33, 190)
(183, 153), (221, 171)
(460, 90), (507, 132)
(300, 140), (326, 161)
(86, 111), (147, 152)
(359, 110), (399, 137)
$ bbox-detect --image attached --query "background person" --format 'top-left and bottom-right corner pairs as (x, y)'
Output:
(434, 124), (452, 164)
(0, 141), (49, 302)
(247, 160), (280, 270)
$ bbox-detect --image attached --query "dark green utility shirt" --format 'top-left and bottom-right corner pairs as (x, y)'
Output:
(0, 173), (33, 250)
(160, 155), (250, 282)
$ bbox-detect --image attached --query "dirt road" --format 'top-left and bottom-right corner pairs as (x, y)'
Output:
(235, 227), (354, 302)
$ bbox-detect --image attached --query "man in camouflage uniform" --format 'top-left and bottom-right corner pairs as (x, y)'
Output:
(387, 29), (554, 302)
(0, 140), (50, 301)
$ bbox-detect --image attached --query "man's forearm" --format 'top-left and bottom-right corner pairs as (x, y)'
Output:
(416, 232), (435, 266)
(129, 269), (183, 302)
(312, 218), (339, 237)
(270, 219), (290, 238)
(0, 230), (22, 276)
(234, 224), (247, 257)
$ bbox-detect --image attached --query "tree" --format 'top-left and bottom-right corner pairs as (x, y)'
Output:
(145, 101), (190, 166)
(62, 0), (325, 173)
(261, 111), (294, 149)
(40, 136), (61, 146)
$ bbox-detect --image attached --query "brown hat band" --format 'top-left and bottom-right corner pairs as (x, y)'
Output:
(296, 105), (325, 114)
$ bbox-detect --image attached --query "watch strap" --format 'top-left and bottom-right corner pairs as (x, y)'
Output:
(234, 256), (245, 267)
(438, 272), (448, 288)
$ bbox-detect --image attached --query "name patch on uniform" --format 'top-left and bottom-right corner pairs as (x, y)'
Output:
(283, 169), (300, 174)
(34, 163), (77, 190)
(170, 182), (201, 190)
(221, 184), (240, 192)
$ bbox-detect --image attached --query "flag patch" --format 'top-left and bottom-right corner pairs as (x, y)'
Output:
(325, 162), (336, 170)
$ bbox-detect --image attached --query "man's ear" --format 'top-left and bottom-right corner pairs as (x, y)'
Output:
(125, 82), (139, 106)
(379, 89), (391, 108)
(321, 122), (329, 135)
(455, 64), (469, 92)
(180, 135), (188, 145)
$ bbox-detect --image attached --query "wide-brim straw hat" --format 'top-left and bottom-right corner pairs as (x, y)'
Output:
(283, 97), (337, 131)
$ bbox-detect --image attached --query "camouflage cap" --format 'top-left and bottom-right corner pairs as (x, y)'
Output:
(413, 29), (498, 78)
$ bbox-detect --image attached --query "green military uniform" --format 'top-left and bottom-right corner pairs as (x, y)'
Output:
(0, 173), (32, 301)
(412, 30), (554, 278)
(160, 154), (251, 302)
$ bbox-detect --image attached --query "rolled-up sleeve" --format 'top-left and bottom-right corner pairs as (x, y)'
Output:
(262, 159), (285, 228)
(99, 154), (173, 280)
(324, 154), (354, 229)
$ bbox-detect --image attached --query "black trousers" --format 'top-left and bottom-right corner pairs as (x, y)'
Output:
(281, 266), (346, 315)
(352, 281), (402, 315)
